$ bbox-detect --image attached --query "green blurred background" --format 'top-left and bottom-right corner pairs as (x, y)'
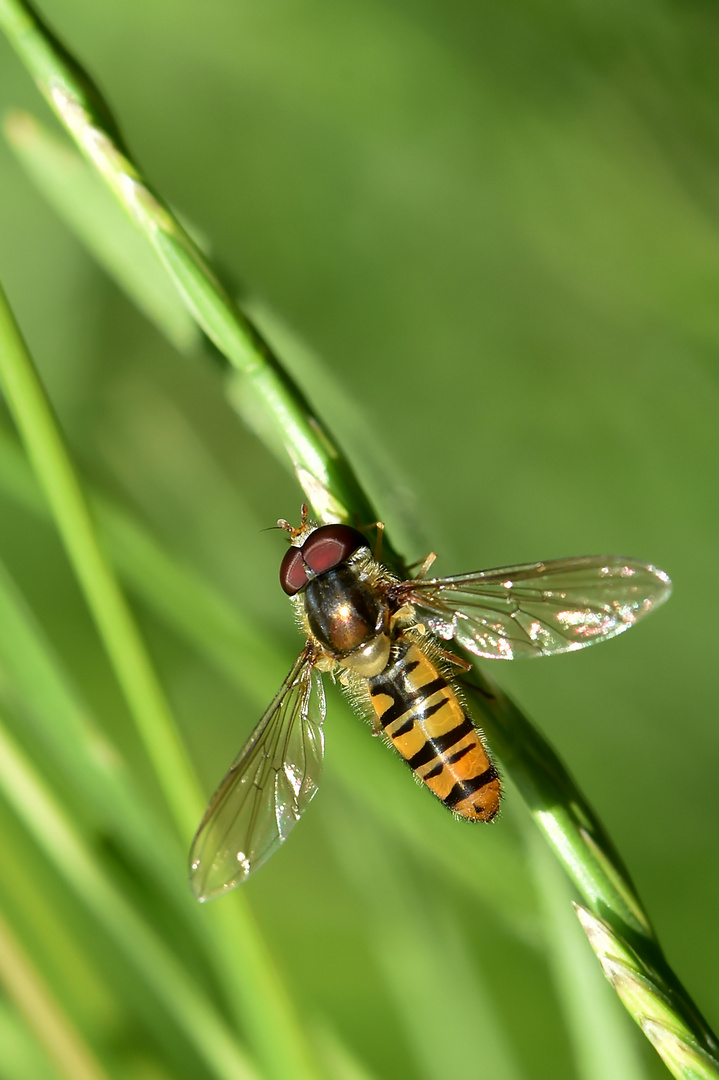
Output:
(1, 1), (718, 1078)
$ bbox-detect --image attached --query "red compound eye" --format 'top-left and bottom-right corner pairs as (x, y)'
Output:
(301, 525), (368, 575)
(279, 524), (369, 595)
(279, 546), (309, 595)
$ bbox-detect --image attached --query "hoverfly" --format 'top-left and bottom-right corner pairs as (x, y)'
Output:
(189, 508), (671, 901)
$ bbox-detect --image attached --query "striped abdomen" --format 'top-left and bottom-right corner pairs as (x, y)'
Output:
(368, 637), (500, 820)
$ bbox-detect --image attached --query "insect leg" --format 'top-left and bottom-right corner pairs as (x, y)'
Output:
(404, 551), (437, 578)
(435, 648), (473, 672)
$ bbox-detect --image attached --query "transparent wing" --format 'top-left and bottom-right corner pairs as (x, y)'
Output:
(398, 556), (671, 660)
(189, 644), (325, 901)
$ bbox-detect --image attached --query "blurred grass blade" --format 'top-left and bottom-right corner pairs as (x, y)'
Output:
(0, 556), (187, 879)
(0, 286), (321, 1080)
(0, 795), (119, 1042)
(0, 712), (259, 1080)
(0, 276), (201, 842)
(0, 0), (382, 537)
(528, 832), (650, 1080)
(0, 997), (74, 1080)
(4, 110), (198, 351)
(2, 111), (416, 554)
(327, 791), (527, 1080)
(0, 520), (316, 1057)
(0, 906), (111, 1080)
(313, 1024), (381, 1080)
(463, 677), (654, 944)
(463, 675), (719, 1060)
(576, 906), (719, 1080)
(324, 714), (536, 938)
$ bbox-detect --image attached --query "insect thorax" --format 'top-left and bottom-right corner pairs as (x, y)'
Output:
(297, 553), (395, 678)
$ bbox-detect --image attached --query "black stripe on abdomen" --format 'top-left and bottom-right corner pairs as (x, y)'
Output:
(367, 636), (501, 822)
(443, 764), (499, 809)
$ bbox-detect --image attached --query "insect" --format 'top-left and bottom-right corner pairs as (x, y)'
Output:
(189, 508), (671, 901)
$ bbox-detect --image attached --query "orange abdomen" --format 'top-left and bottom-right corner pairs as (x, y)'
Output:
(368, 638), (500, 820)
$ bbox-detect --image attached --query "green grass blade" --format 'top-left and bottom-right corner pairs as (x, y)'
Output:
(327, 793), (527, 1080)
(0, 528), (315, 1063)
(0, 286), (321, 1080)
(0, 556), (185, 872)
(0, 906), (111, 1080)
(0, 997), (74, 1080)
(463, 678), (653, 941)
(577, 906), (719, 1080)
(313, 1025), (381, 1080)
(3, 110), (198, 351)
(0, 0), (383, 541)
(0, 800), (117, 1035)
(0, 712), (259, 1080)
(463, 677), (719, 1064)
(528, 832), (650, 1080)
(0, 278), (201, 842)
